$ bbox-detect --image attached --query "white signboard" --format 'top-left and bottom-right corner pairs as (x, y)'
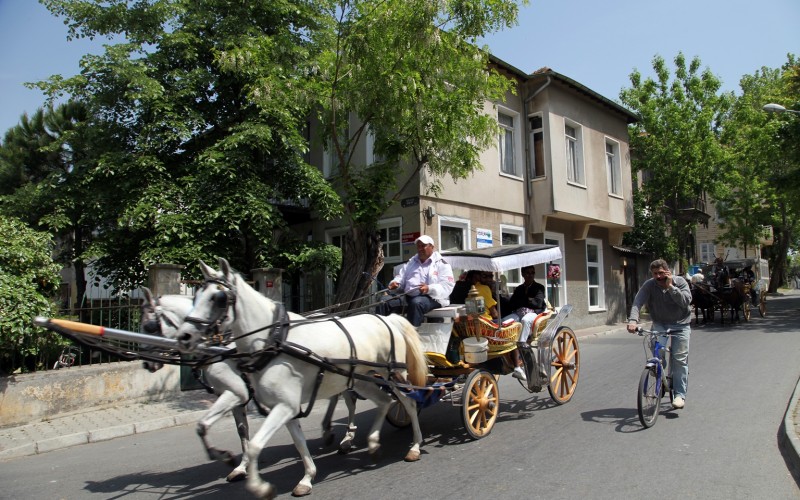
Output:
(476, 228), (493, 249)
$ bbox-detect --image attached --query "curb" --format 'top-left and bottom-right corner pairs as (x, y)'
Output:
(781, 374), (800, 476)
(0, 409), (208, 461)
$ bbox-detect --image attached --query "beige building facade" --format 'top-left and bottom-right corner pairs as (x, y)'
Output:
(296, 58), (639, 330)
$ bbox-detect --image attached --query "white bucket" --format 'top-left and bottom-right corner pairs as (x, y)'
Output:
(462, 336), (488, 364)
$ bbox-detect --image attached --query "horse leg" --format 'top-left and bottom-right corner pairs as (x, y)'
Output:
(197, 390), (246, 467)
(393, 392), (423, 462)
(337, 390), (358, 454)
(321, 394), (338, 446)
(245, 404), (305, 500)
(285, 419), (316, 497)
(225, 404), (250, 482)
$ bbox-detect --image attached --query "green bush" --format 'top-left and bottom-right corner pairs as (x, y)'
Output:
(0, 215), (62, 374)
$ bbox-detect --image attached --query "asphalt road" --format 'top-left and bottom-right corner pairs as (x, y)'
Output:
(2, 296), (799, 499)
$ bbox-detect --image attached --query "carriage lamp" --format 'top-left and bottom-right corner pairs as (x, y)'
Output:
(465, 285), (485, 317)
(465, 285), (485, 337)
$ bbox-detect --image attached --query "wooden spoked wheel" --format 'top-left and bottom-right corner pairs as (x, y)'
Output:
(547, 327), (580, 405)
(742, 299), (751, 321)
(461, 369), (499, 440)
(759, 290), (767, 317)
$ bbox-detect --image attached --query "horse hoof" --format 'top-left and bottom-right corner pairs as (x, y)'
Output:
(226, 470), (247, 482)
(337, 439), (353, 454)
(292, 484), (312, 497)
(404, 450), (420, 462)
(249, 484), (276, 500)
(323, 431), (335, 447)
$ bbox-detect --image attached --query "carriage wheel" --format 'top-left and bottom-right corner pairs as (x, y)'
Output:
(742, 300), (751, 321)
(759, 291), (767, 317)
(547, 327), (580, 405)
(386, 400), (414, 428)
(461, 369), (499, 440)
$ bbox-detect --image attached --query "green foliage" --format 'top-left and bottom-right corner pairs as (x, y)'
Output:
(620, 53), (732, 264)
(0, 216), (62, 373)
(278, 241), (342, 279)
(309, 0), (523, 304)
(719, 54), (800, 289)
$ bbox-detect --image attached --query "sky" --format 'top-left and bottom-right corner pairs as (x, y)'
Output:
(1, 0), (798, 137)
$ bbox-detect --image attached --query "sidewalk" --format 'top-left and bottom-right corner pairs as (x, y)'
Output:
(1, 311), (798, 473)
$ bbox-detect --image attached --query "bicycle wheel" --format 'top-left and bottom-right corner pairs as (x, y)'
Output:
(637, 367), (662, 428)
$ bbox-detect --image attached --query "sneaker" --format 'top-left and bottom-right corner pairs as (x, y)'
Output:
(672, 396), (685, 409)
(512, 366), (527, 381)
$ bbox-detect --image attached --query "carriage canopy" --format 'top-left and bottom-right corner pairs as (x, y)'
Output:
(441, 244), (562, 273)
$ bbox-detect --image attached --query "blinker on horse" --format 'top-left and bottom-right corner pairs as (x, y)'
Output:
(175, 258), (428, 499)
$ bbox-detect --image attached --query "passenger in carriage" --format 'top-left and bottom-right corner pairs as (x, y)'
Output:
(383, 235), (455, 327)
(449, 271), (471, 305)
(501, 265), (547, 381)
(466, 270), (500, 321)
(741, 265), (758, 304)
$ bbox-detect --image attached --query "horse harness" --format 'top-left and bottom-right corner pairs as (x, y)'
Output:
(193, 276), (413, 418)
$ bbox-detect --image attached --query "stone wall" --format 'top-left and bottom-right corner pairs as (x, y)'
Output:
(0, 361), (181, 428)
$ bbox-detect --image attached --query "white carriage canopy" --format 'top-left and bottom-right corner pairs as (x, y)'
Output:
(441, 244), (562, 273)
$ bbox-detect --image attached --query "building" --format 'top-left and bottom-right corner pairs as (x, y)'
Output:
(291, 56), (638, 331)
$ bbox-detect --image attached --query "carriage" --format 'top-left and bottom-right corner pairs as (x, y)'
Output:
(691, 258), (767, 323)
(33, 244), (578, 498)
(385, 244), (579, 439)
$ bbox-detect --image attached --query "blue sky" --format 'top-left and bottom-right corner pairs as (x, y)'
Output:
(1, 0), (798, 136)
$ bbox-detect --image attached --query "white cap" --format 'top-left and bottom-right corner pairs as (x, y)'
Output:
(415, 235), (434, 246)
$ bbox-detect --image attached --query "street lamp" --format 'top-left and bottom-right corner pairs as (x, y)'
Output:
(763, 103), (800, 115)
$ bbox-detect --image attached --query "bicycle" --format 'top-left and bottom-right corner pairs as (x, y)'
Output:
(53, 345), (81, 369)
(635, 327), (673, 428)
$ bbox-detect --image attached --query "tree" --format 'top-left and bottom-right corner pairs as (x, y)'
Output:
(719, 55), (800, 291)
(620, 53), (731, 269)
(0, 215), (62, 374)
(0, 101), (100, 308)
(311, 0), (523, 308)
(33, 0), (343, 287)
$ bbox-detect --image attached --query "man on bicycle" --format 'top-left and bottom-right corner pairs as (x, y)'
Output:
(627, 259), (692, 409)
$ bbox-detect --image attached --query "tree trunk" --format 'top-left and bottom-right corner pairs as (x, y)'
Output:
(768, 226), (792, 293)
(333, 225), (385, 313)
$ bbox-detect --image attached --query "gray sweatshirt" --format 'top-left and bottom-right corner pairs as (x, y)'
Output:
(628, 276), (692, 325)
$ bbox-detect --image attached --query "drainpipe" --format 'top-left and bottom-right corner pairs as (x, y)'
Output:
(523, 76), (552, 237)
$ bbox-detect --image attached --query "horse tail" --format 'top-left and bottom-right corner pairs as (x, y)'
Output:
(385, 314), (428, 387)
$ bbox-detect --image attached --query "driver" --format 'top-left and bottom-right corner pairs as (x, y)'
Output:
(384, 235), (455, 327)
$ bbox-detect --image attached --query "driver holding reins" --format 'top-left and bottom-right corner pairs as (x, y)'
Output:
(385, 235), (455, 327)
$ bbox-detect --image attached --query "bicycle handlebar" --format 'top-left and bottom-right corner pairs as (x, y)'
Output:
(635, 326), (673, 336)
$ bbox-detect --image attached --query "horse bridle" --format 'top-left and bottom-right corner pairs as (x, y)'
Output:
(183, 277), (238, 342)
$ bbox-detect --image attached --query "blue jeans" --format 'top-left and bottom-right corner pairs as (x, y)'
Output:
(653, 322), (690, 399)
(405, 295), (440, 327)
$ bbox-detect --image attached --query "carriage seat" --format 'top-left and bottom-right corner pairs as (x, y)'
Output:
(423, 304), (465, 323)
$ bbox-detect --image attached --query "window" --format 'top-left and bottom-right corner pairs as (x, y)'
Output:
(529, 115), (545, 178)
(606, 139), (621, 196)
(439, 216), (471, 277)
(378, 218), (402, 263)
(498, 110), (520, 177)
(323, 120), (349, 178)
(699, 242), (715, 263)
(366, 124), (386, 166)
(565, 122), (585, 185)
(544, 232), (565, 308)
(586, 238), (605, 309)
(500, 225), (525, 286)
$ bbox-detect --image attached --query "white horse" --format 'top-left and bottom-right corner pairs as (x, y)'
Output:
(139, 289), (361, 483)
(175, 258), (426, 499)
